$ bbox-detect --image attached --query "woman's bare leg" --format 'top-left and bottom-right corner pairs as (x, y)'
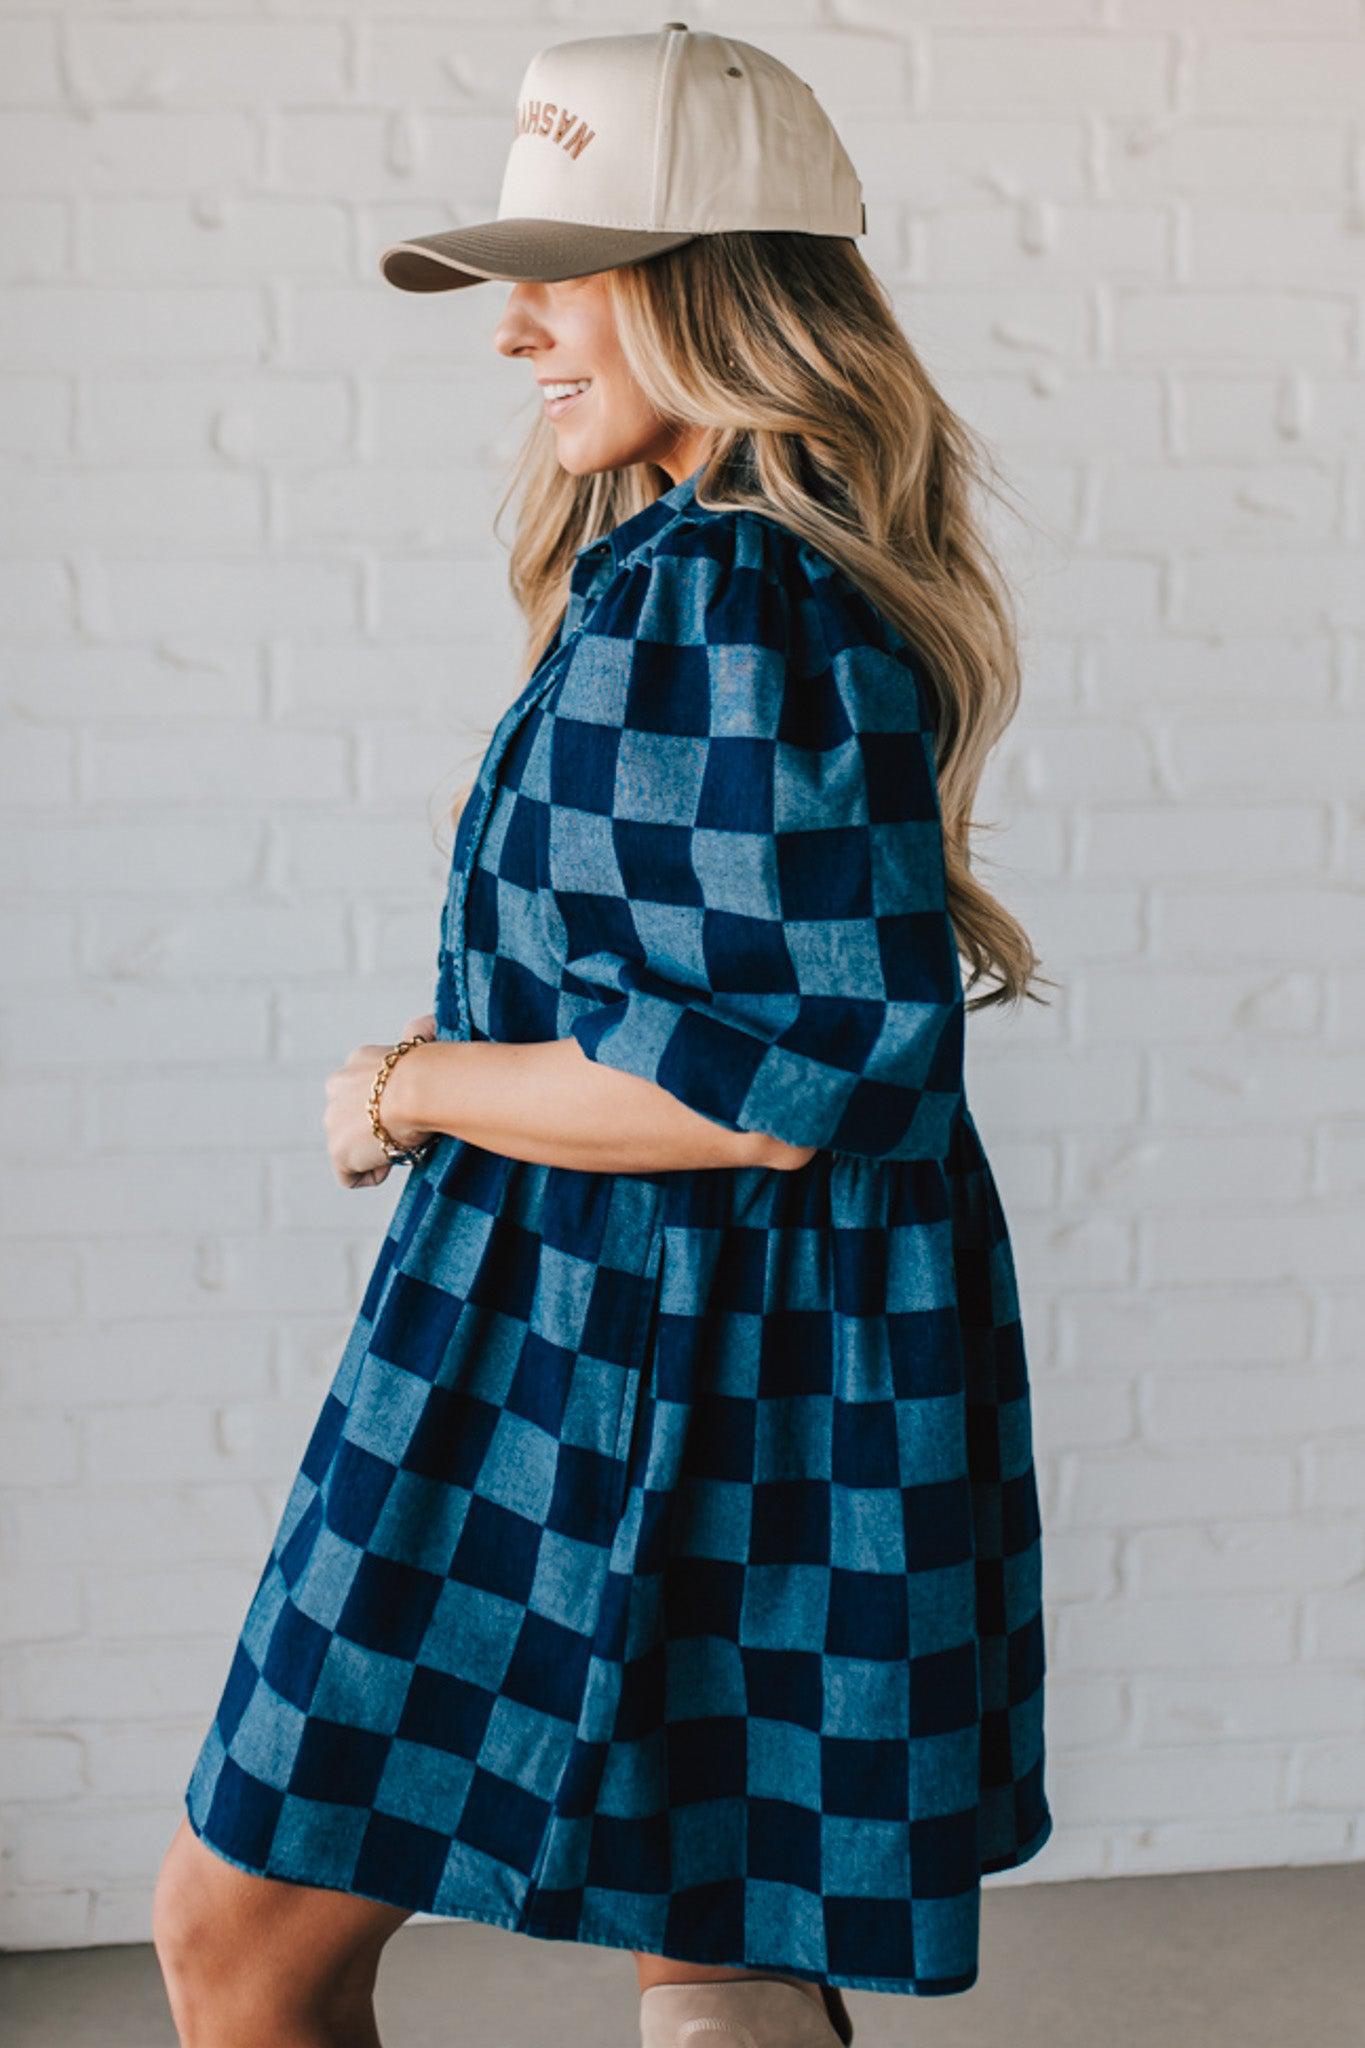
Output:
(153, 1815), (413, 2048)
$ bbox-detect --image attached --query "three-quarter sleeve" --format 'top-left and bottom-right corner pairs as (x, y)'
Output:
(545, 513), (966, 1162)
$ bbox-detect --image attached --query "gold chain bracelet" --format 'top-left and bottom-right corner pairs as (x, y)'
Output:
(367, 1037), (437, 1166)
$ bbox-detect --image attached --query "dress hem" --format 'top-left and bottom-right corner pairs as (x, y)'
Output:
(183, 1795), (1053, 2000)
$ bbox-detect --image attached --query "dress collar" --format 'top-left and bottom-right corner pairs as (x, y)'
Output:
(572, 462), (707, 580)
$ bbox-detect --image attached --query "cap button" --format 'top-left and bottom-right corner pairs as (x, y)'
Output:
(662, 22), (688, 31)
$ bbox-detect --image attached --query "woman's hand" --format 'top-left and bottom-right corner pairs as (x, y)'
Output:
(323, 1011), (437, 1190)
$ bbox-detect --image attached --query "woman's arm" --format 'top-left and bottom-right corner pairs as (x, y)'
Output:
(382, 1035), (817, 1175)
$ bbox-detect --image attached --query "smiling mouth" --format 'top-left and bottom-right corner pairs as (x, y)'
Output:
(543, 383), (592, 417)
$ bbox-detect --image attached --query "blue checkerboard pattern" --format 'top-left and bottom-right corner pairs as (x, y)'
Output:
(185, 466), (1051, 1998)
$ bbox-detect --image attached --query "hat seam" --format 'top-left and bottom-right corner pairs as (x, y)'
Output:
(402, 218), (695, 236)
(783, 58), (812, 227)
(649, 28), (683, 233)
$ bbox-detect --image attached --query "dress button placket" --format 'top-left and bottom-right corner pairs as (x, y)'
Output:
(437, 626), (579, 1041)
(438, 544), (620, 1041)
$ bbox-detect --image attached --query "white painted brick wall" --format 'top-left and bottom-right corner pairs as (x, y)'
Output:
(2, 0), (1363, 1950)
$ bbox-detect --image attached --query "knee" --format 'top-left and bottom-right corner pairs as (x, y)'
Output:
(152, 1817), (288, 2032)
(152, 1823), (231, 2001)
(152, 1818), (390, 2041)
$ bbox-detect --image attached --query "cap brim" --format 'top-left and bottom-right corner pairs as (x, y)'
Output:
(379, 218), (700, 294)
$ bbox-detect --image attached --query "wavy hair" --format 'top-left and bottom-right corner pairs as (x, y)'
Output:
(446, 231), (1046, 1010)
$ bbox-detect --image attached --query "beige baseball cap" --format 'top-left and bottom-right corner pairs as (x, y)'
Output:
(378, 22), (866, 294)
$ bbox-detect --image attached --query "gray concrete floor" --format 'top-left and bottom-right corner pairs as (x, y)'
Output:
(2, 1864), (1362, 2047)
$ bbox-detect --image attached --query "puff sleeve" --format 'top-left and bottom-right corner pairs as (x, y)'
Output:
(545, 517), (966, 1162)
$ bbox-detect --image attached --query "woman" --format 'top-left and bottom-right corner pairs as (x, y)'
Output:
(153, 28), (1052, 2048)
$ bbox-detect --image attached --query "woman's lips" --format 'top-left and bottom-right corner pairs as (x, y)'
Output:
(544, 383), (591, 418)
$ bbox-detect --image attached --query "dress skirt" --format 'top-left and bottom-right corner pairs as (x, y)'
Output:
(184, 1112), (1051, 1999)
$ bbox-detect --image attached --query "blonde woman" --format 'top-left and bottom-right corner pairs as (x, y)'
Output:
(153, 29), (1052, 2048)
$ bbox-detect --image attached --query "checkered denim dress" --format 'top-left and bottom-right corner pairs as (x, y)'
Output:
(185, 465), (1052, 1997)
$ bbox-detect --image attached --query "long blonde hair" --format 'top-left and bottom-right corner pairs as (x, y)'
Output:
(451, 231), (1046, 1010)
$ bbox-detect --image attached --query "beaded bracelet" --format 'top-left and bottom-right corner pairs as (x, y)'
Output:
(367, 1036), (438, 1166)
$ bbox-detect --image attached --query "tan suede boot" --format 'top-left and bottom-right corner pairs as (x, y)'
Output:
(639, 1973), (854, 2048)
